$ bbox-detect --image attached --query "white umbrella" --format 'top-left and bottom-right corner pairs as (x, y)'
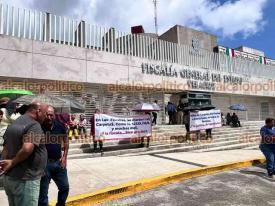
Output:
(132, 103), (160, 112)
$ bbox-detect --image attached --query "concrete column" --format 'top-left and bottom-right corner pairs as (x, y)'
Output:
(0, 4), (3, 35)
(74, 20), (86, 47)
(43, 12), (50, 42)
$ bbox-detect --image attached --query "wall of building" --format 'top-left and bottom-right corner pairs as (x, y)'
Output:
(1, 34), (275, 123)
(212, 93), (275, 121)
(159, 26), (178, 44)
(177, 26), (217, 51)
(160, 25), (217, 51)
(1, 34), (275, 98)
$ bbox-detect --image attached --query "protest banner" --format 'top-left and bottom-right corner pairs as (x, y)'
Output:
(94, 114), (152, 140)
(190, 110), (221, 131)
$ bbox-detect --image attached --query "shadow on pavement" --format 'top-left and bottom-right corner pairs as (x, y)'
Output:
(238, 164), (275, 182)
(150, 154), (207, 167)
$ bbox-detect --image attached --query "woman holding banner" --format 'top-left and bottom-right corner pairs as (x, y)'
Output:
(90, 109), (103, 152)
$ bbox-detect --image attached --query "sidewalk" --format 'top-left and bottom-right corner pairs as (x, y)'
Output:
(0, 148), (264, 205)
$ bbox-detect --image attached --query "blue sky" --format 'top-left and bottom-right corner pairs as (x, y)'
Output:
(1, 0), (274, 58)
(218, 0), (275, 59)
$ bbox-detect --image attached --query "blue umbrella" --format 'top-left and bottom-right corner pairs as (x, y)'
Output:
(229, 104), (247, 111)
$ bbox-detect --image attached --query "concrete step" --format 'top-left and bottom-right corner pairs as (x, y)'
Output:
(68, 136), (260, 159)
(152, 126), (260, 133)
(68, 130), (260, 152)
(151, 128), (260, 137)
(152, 129), (260, 137)
(243, 145), (260, 150)
(67, 122), (263, 159)
(68, 143), (144, 155)
(194, 142), (259, 152)
(152, 121), (263, 130)
(145, 136), (259, 153)
(125, 139), (259, 156)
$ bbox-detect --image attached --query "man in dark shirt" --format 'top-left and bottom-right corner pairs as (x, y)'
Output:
(166, 102), (176, 125)
(38, 106), (69, 206)
(259, 118), (275, 178)
(0, 102), (48, 206)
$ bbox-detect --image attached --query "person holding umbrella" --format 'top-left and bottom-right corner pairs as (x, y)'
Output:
(232, 113), (241, 127)
(228, 104), (246, 127)
(226, 112), (232, 126)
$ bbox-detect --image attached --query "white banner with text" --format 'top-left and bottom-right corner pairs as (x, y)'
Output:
(94, 114), (152, 140)
(190, 110), (221, 131)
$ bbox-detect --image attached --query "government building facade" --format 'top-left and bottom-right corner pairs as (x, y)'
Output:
(0, 3), (275, 124)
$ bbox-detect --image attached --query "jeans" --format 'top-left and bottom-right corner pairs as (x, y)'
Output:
(3, 175), (40, 206)
(168, 111), (175, 125)
(38, 160), (69, 206)
(260, 144), (275, 173)
(152, 112), (157, 125)
(78, 127), (86, 135)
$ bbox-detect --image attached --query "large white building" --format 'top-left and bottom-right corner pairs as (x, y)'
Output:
(0, 4), (275, 123)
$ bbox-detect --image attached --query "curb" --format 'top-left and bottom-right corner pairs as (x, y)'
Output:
(50, 157), (265, 206)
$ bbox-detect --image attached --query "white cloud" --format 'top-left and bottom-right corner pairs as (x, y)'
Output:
(198, 0), (267, 37)
(0, 0), (268, 38)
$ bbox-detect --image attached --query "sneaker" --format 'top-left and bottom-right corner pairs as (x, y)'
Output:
(267, 172), (273, 178)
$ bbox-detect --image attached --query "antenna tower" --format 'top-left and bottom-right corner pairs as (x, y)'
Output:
(153, 0), (158, 35)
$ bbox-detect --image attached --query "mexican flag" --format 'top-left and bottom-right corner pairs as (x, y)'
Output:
(226, 47), (235, 57)
(259, 56), (266, 64)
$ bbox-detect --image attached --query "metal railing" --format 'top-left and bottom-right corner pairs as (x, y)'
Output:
(0, 3), (275, 79)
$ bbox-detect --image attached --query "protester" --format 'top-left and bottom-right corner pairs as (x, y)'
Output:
(166, 102), (176, 125)
(232, 113), (241, 127)
(39, 106), (69, 206)
(183, 111), (190, 140)
(259, 118), (275, 178)
(55, 113), (70, 128)
(0, 97), (12, 136)
(177, 101), (184, 125)
(78, 114), (87, 139)
(68, 114), (79, 140)
(152, 100), (158, 125)
(90, 109), (103, 152)
(0, 97), (12, 159)
(0, 109), (3, 123)
(0, 109), (4, 159)
(0, 102), (48, 206)
(10, 103), (23, 121)
(221, 112), (226, 126)
(206, 128), (212, 139)
(226, 112), (231, 126)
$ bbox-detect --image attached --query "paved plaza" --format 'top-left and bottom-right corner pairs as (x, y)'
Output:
(102, 165), (275, 206)
(0, 148), (264, 205)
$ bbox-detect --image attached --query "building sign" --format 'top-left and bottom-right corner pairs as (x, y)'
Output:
(141, 63), (243, 91)
(192, 38), (200, 52)
(94, 114), (152, 140)
(190, 110), (222, 131)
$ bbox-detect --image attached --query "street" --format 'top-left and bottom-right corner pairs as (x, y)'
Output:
(101, 165), (275, 206)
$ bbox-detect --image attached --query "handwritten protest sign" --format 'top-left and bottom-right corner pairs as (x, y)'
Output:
(94, 114), (152, 140)
(190, 110), (221, 131)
